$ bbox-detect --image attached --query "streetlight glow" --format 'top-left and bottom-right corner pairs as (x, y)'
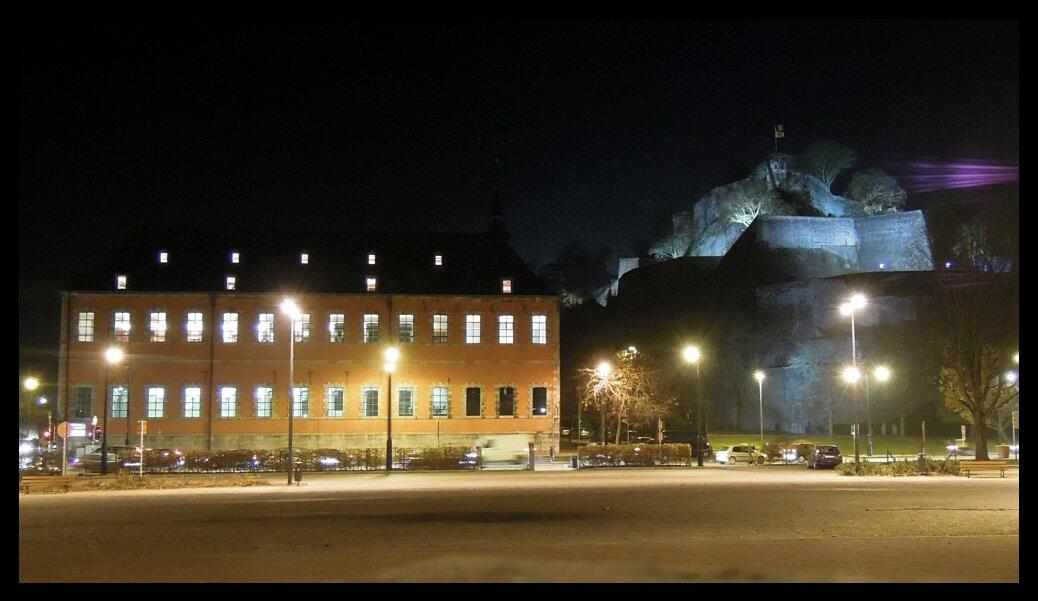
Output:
(105, 347), (124, 364)
(24, 377), (39, 391)
(38, 396), (47, 406)
(682, 345), (701, 364)
(874, 365), (891, 382)
(595, 361), (613, 379)
(383, 362), (397, 373)
(842, 366), (861, 384)
(753, 370), (765, 383)
(1014, 352), (1019, 364)
(850, 293), (867, 309)
(839, 303), (852, 316)
(384, 347), (400, 363)
(279, 299), (302, 320)
(1005, 371), (1017, 385)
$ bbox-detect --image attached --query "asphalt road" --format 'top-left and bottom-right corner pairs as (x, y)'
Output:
(19, 467), (1018, 582)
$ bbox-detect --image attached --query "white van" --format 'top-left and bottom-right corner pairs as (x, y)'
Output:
(474, 434), (533, 464)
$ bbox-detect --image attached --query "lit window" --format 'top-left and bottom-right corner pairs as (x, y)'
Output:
(255, 387), (273, 418)
(532, 315), (547, 344)
(368, 253), (376, 265)
(398, 388), (414, 417)
(147, 387), (165, 418)
(111, 386), (128, 419)
(466, 387), (481, 417)
(300, 252), (309, 265)
(222, 312), (238, 343)
(226, 276), (236, 291)
(327, 387), (344, 417)
(183, 387), (201, 418)
(73, 387), (92, 418)
(77, 312), (95, 342)
(362, 387), (379, 417)
(533, 387), (548, 416)
(231, 251), (240, 264)
(435, 254), (443, 266)
(186, 312), (204, 342)
(433, 314), (448, 343)
(501, 279), (512, 294)
(292, 387), (309, 417)
(293, 313), (310, 342)
(465, 314), (481, 344)
(220, 387), (237, 418)
(328, 313), (345, 342)
(366, 276), (377, 292)
(498, 315), (514, 344)
(116, 275), (127, 290)
(149, 311), (167, 343)
(498, 387), (515, 417)
(363, 314), (379, 343)
(432, 387), (449, 417)
(158, 251), (168, 264)
(399, 314), (414, 343)
(257, 313), (275, 343)
(113, 312), (131, 342)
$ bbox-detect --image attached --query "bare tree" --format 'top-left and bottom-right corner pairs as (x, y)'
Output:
(848, 168), (907, 215)
(648, 230), (692, 259)
(722, 179), (783, 226)
(934, 274), (1018, 460)
(578, 349), (677, 443)
(797, 139), (857, 192)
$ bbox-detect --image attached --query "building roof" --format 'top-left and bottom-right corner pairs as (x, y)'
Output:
(66, 229), (556, 296)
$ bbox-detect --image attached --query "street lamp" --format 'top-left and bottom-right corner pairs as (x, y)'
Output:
(100, 346), (124, 476)
(280, 299), (302, 486)
(23, 377), (40, 439)
(753, 370), (765, 447)
(841, 365), (862, 469)
(682, 345), (704, 467)
(592, 360), (613, 446)
(384, 346), (399, 471)
(840, 293), (867, 469)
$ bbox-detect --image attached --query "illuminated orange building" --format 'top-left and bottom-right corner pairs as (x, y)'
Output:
(57, 218), (560, 456)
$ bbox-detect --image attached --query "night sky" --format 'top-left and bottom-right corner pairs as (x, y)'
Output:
(19, 19), (1018, 391)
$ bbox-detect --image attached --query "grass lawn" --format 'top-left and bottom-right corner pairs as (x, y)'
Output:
(706, 432), (1010, 457)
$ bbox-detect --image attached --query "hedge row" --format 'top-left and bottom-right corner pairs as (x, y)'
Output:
(115, 446), (478, 473)
(836, 457), (960, 476)
(577, 443), (692, 467)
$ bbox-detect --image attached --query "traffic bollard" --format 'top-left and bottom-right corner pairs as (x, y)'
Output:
(294, 461), (303, 485)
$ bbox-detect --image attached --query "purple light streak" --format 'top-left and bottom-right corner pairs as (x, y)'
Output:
(898, 160), (1018, 193)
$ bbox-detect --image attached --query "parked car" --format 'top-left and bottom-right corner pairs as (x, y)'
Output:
(78, 448), (119, 473)
(785, 443), (816, 464)
(634, 436), (656, 445)
(808, 444), (843, 469)
(474, 435), (533, 464)
(715, 444), (768, 465)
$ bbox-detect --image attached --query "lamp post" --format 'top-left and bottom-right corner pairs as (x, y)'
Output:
(280, 300), (302, 486)
(100, 346), (124, 476)
(384, 347), (400, 471)
(754, 371), (765, 448)
(842, 366), (862, 470)
(594, 360), (612, 446)
(683, 345), (704, 467)
(23, 377), (39, 439)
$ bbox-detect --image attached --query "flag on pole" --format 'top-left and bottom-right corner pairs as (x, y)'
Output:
(774, 124), (784, 139)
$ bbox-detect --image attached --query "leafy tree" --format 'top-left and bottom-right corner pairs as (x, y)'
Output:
(796, 139), (857, 191)
(848, 168), (907, 215)
(721, 179), (784, 226)
(934, 275), (1018, 460)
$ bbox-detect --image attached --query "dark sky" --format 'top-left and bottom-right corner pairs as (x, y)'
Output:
(19, 19), (1019, 390)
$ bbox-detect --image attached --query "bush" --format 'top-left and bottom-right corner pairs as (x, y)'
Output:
(835, 457), (961, 476)
(396, 446), (476, 470)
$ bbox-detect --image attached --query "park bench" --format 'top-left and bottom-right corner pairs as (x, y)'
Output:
(20, 475), (76, 494)
(960, 460), (1007, 478)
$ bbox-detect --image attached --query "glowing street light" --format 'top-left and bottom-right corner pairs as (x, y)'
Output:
(753, 370), (765, 447)
(24, 377), (39, 391)
(1005, 371), (1018, 385)
(874, 365), (891, 382)
(100, 346), (125, 476)
(596, 361), (613, 379)
(839, 293), (867, 470)
(381, 346), (396, 473)
(842, 366), (861, 384)
(280, 299), (302, 485)
(682, 345), (705, 467)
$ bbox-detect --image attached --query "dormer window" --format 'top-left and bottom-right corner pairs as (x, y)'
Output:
(435, 254), (443, 266)
(501, 279), (512, 294)
(226, 276), (236, 291)
(300, 252), (309, 265)
(158, 251), (168, 264)
(366, 277), (377, 292)
(368, 253), (376, 265)
(116, 275), (127, 290)
(230, 251), (240, 264)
